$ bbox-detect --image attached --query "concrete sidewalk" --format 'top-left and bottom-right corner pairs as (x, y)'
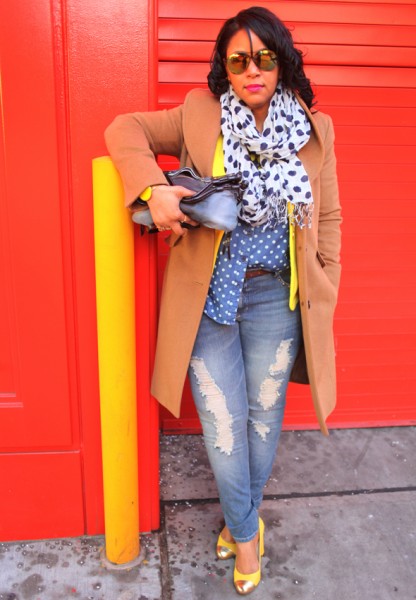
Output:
(1, 427), (415, 600)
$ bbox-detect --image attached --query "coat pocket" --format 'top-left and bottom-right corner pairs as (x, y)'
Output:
(316, 250), (327, 268)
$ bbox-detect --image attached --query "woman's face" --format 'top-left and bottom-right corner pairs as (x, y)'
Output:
(225, 28), (279, 130)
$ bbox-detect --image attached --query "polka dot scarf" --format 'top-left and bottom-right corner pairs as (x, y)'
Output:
(220, 82), (313, 229)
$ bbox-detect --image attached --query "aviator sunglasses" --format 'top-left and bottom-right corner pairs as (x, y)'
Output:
(225, 49), (278, 75)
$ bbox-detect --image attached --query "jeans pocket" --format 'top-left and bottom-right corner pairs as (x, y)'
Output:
(276, 268), (290, 288)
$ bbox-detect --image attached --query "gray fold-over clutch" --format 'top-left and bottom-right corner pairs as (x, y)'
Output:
(131, 167), (247, 232)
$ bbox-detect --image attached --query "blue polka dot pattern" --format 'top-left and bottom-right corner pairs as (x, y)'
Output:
(204, 221), (289, 325)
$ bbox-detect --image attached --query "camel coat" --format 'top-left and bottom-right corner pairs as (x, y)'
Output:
(105, 88), (342, 435)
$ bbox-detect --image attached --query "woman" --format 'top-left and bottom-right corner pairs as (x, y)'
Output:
(105, 6), (341, 595)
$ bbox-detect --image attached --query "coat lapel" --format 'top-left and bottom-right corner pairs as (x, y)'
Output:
(296, 95), (325, 182)
(183, 89), (222, 177)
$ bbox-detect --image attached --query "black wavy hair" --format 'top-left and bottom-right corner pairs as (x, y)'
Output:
(208, 6), (315, 108)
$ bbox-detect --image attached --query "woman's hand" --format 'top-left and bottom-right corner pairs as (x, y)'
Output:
(148, 185), (199, 236)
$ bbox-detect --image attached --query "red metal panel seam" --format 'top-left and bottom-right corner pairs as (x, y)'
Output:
(50, 0), (88, 529)
(134, 0), (160, 532)
(149, 0), (161, 532)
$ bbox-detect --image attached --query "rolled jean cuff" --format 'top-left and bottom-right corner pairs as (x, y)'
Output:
(227, 507), (259, 543)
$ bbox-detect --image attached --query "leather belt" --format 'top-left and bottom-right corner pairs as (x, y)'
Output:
(245, 268), (273, 279)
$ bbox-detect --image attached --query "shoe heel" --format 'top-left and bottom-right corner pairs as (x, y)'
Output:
(259, 517), (265, 557)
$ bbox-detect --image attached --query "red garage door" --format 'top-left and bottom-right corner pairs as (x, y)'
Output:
(155, 0), (416, 432)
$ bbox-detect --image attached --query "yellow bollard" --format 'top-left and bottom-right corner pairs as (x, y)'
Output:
(92, 156), (139, 565)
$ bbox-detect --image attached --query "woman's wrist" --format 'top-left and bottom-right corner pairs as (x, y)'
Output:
(133, 184), (169, 207)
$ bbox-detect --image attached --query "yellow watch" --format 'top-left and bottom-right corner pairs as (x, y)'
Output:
(139, 186), (153, 202)
(140, 183), (168, 202)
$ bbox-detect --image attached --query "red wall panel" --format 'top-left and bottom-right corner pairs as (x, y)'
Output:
(63, 0), (160, 534)
(156, 0), (416, 432)
(0, 0), (85, 540)
(0, 0), (159, 541)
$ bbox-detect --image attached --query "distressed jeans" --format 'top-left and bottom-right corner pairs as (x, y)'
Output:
(188, 271), (302, 543)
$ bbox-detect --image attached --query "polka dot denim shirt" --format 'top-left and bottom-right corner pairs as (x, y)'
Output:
(204, 220), (289, 325)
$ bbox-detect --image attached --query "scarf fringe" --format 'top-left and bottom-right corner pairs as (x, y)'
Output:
(239, 198), (313, 230)
(287, 201), (313, 229)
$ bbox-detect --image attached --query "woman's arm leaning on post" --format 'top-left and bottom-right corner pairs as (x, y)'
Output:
(104, 107), (198, 235)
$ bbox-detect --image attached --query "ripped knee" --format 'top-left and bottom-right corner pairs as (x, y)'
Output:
(252, 420), (271, 441)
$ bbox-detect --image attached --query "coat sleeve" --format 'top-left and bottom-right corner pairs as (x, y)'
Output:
(104, 104), (184, 207)
(317, 115), (342, 294)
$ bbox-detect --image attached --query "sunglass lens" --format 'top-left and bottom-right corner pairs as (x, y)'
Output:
(256, 51), (277, 71)
(227, 54), (248, 74)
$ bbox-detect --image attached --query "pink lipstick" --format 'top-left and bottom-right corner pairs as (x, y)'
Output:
(245, 85), (263, 92)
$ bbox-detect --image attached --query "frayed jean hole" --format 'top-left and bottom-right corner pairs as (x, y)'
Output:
(258, 377), (284, 410)
(190, 357), (234, 455)
(257, 338), (293, 410)
(252, 420), (271, 441)
(269, 339), (293, 375)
